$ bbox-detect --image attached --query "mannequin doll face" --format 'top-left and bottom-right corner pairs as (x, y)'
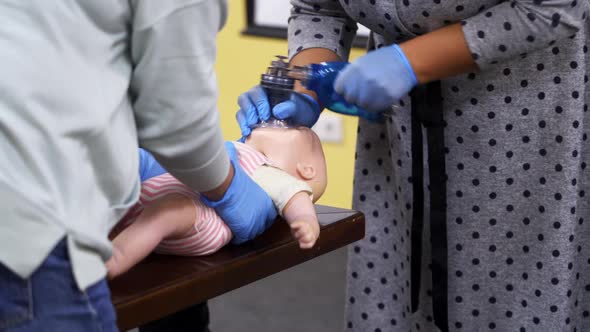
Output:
(246, 126), (327, 201)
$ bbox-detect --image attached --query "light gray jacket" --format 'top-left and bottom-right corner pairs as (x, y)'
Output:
(0, 0), (229, 290)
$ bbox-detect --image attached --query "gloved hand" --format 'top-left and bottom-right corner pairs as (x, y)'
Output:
(236, 85), (321, 138)
(334, 44), (418, 112)
(138, 148), (167, 182)
(273, 91), (321, 127)
(201, 142), (278, 244)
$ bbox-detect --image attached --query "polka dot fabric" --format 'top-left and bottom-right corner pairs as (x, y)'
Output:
(289, 1), (590, 331)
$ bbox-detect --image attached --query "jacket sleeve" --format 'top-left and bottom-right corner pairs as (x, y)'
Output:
(461, 0), (589, 70)
(288, 0), (358, 61)
(129, 0), (230, 192)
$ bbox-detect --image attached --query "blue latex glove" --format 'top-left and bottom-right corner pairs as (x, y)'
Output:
(236, 85), (321, 138)
(201, 142), (278, 244)
(334, 44), (418, 112)
(139, 148), (167, 181)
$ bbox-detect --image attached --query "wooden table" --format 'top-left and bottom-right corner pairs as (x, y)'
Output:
(110, 205), (365, 330)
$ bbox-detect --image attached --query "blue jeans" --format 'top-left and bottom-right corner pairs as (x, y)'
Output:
(0, 238), (118, 332)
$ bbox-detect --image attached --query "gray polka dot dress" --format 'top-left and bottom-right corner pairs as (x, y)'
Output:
(288, 1), (590, 331)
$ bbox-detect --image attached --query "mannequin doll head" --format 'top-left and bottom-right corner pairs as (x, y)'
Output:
(246, 126), (327, 201)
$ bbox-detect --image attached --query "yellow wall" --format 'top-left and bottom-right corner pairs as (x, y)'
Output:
(215, 1), (365, 208)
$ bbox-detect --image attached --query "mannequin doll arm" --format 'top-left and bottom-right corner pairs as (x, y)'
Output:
(282, 192), (320, 249)
(106, 194), (196, 279)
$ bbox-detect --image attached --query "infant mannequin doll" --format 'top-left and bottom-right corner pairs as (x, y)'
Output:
(106, 126), (327, 279)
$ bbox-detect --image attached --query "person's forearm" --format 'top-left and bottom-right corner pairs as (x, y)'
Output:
(201, 163), (234, 201)
(131, 0), (230, 193)
(290, 48), (342, 101)
(399, 23), (476, 84)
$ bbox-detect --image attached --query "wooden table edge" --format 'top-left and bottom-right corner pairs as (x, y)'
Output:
(114, 212), (364, 330)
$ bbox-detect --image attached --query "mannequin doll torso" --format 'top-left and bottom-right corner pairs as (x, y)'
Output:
(106, 127), (327, 279)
